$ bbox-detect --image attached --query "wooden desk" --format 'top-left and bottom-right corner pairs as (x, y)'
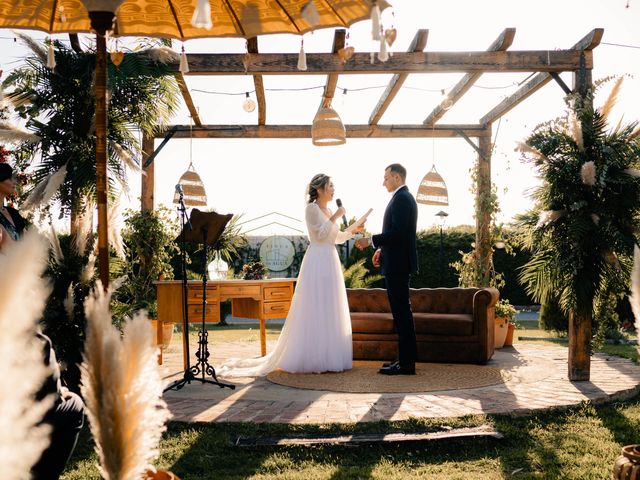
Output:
(155, 279), (296, 368)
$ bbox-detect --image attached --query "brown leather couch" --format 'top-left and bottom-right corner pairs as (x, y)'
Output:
(347, 287), (499, 364)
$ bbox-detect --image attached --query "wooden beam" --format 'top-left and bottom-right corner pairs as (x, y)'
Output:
(180, 50), (592, 75)
(480, 29), (603, 124)
(247, 37), (266, 125)
(369, 29), (428, 125)
(175, 73), (202, 126)
(159, 124), (491, 139)
(424, 28), (515, 126)
(320, 30), (346, 109)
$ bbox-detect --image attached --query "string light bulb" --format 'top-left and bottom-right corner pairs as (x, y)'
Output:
(243, 92), (256, 113)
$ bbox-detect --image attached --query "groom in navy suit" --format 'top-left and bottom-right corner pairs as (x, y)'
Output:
(355, 164), (418, 375)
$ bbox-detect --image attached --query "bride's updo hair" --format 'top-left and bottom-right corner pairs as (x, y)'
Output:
(307, 173), (331, 204)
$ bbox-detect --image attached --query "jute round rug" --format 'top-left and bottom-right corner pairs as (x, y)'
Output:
(266, 361), (510, 393)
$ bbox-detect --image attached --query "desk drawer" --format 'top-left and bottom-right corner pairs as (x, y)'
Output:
(263, 301), (291, 318)
(264, 286), (292, 301)
(187, 303), (219, 323)
(187, 286), (218, 304)
(220, 285), (261, 297)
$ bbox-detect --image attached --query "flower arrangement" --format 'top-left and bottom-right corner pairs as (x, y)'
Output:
(495, 299), (517, 321)
(241, 261), (267, 280)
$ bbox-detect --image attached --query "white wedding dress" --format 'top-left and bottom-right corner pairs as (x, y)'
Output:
(219, 202), (353, 376)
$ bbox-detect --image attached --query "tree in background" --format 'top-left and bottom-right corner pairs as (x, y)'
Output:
(516, 77), (640, 379)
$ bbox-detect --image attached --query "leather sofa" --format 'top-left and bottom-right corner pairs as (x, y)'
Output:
(347, 287), (500, 364)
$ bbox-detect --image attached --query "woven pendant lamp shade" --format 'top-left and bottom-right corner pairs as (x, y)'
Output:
(416, 165), (449, 206)
(173, 163), (207, 206)
(312, 107), (346, 146)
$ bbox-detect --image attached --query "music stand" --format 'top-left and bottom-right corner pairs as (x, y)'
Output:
(165, 208), (236, 392)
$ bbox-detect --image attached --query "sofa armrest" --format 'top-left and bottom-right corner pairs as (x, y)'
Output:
(472, 288), (500, 362)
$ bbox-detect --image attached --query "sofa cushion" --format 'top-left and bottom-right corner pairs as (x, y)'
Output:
(347, 288), (391, 313)
(351, 313), (395, 333)
(414, 313), (474, 336)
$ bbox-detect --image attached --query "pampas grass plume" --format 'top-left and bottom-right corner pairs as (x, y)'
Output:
(568, 110), (584, 151)
(81, 283), (170, 480)
(600, 76), (624, 121)
(72, 199), (93, 257)
(0, 122), (40, 143)
(145, 46), (180, 64)
(21, 164), (67, 214)
(0, 231), (55, 478)
(515, 141), (549, 162)
(581, 161), (596, 186)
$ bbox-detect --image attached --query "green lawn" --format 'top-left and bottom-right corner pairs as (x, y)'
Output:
(61, 320), (639, 479)
(62, 394), (640, 479)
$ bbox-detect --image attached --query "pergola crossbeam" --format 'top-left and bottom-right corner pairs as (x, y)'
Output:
(479, 28), (603, 124)
(320, 30), (346, 109)
(180, 50), (592, 75)
(369, 29), (428, 125)
(161, 124), (491, 139)
(423, 28), (515, 126)
(247, 37), (266, 125)
(175, 73), (202, 126)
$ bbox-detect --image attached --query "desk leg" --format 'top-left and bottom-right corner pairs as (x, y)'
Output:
(182, 325), (188, 371)
(260, 318), (267, 356)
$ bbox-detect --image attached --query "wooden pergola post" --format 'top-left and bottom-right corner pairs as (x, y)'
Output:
(476, 127), (493, 287)
(568, 53), (594, 382)
(141, 133), (155, 211)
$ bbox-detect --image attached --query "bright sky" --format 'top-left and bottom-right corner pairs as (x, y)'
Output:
(1, 0), (639, 235)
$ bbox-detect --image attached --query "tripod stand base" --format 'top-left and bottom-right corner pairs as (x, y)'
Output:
(164, 367), (235, 392)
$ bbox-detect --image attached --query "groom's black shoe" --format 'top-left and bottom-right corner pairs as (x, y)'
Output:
(378, 363), (416, 375)
(382, 360), (399, 368)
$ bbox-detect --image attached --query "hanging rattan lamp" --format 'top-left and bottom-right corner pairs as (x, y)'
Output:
(416, 165), (449, 206)
(312, 107), (346, 146)
(174, 120), (207, 207)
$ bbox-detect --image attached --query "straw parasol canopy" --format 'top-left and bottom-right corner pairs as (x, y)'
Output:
(416, 165), (449, 206)
(0, 0), (383, 39)
(0, 0), (381, 287)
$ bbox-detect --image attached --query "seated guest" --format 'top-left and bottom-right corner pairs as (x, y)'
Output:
(31, 332), (85, 480)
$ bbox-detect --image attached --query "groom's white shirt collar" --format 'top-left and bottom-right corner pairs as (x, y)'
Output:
(391, 184), (406, 196)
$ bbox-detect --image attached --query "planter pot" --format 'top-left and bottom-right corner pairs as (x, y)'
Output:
(494, 316), (508, 349)
(613, 444), (640, 480)
(149, 320), (175, 350)
(504, 322), (515, 346)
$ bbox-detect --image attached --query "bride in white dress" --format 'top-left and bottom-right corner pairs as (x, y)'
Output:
(220, 174), (362, 376)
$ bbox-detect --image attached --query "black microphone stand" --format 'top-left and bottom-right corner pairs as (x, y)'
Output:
(164, 205), (235, 392)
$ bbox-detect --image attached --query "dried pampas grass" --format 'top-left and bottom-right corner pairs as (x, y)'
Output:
(48, 223), (64, 266)
(514, 141), (549, 162)
(21, 164), (67, 214)
(567, 110), (584, 151)
(536, 209), (566, 229)
(107, 198), (125, 259)
(0, 121), (40, 143)
(81, 283), (170, 480)
(0, 231), (55, 479)
(72, 198), (94, 257)
(580, 161), (596, 186)
(144, 46), (180, 64)
(600, 76), (624, 121)
(629, 245), (640, 353)
(14, 31), (47, 64)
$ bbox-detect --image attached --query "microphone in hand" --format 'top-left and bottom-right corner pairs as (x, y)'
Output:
(175, 184), (184, 195)
(335, 198), (348, 228)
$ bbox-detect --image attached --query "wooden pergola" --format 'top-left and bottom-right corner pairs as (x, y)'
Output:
(141, 27), (603, 380)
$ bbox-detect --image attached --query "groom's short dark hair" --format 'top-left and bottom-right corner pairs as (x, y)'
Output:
(386, 163), (406, 181)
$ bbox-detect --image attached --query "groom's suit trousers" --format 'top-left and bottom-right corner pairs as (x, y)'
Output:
(385, 272), (417, 366)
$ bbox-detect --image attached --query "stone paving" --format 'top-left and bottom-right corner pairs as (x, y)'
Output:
(161, 340), (640, 424)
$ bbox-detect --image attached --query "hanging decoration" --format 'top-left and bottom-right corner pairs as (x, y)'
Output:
(378, 33), (389, 62)
(370, 0), (380, 40)
(297, 38), (307, 71)
(173, 119), (207, 206)
(417, 165), (449, 206)
(179, 45), (189, 73)
(46, 37), (56, 69)
(301, 1), (320, 26)
(312, 106), (346, 146)
(191, 0), (212, 29)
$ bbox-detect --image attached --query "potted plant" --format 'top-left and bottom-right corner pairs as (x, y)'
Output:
(495, 299), (517, 348)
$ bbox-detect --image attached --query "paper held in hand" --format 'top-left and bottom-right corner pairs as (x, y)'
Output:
(346, 208), (373, 233)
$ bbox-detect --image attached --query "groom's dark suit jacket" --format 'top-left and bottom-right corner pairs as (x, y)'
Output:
(372, 185), (418, 275)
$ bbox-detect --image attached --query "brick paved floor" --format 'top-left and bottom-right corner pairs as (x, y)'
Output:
(161, 340), (640, 424)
